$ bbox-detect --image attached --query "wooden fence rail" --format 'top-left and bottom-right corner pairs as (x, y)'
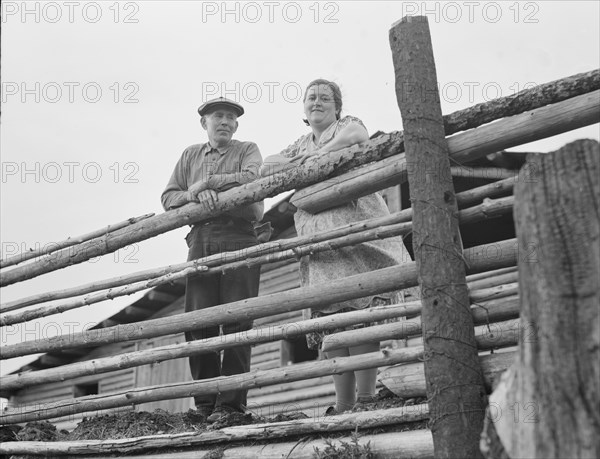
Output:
(1, 74), (597, 287)
(1, 175), (517, 313)
(1, 315), (520, 425)
(321, 294), (519, 352)
(0, 18), (597, 459)
(292, 90), (600, 213)
(0, 303), (419, 391)
(0, 213), (154, 269)
(0, 238), (518, 360)
(1, 281), (517, 391)
(0, 406), (431, 456)
(0, 195), (513, 326)
(0, 347), (426, 424)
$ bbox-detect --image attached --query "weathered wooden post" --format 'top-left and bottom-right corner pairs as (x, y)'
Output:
(482, 139), (600, 458)
(389, 16), (487, 458)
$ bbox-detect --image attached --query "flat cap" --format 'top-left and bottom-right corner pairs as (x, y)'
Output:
(197, 97), (244, 117)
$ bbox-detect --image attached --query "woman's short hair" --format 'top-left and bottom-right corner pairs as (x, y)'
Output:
(303, 79), (342, 125)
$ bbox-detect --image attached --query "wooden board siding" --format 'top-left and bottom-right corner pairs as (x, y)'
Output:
(252, 349), (280, 365)
(11, 367), (135, 405)
(247, 376), (332, 398)
(134, 333), (194, 413)
(11, 383), (74, 406)
(258, 266), (300, 297)
(99, 370), (136, 394)
(9, 368), (136, 430)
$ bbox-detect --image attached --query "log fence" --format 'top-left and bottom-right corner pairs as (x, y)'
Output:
(0, 194), (514, 326)
(1, 79), (598, 287)
(0, 14), (598, 459)
(1, 176), (517, 314)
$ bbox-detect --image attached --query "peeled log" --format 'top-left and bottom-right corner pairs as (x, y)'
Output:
(321, 295), (520, 352)
(0, 239), (518, 360)
(482, 139), (600, 459)
(0, 347), (425, 424)
(0, 407), (430, 457)
(292, 90), (600, 214)
(71, 430), (434, 459)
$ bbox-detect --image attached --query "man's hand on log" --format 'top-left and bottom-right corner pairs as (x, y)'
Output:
(187, 181), (210, 203)
(196, 189), (218, 211)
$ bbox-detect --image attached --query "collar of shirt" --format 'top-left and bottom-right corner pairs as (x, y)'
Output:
(203, 141), (232, 157)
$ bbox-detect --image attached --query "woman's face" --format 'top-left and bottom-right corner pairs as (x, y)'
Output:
(304, 84), (338, 128)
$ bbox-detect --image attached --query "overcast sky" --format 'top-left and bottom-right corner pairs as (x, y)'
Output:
(1, 1), (599, 377)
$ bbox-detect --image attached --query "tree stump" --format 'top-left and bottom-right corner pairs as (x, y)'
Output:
(482, 139), (600, 458)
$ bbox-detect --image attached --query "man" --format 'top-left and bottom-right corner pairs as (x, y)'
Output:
(161, 97), (263, 422)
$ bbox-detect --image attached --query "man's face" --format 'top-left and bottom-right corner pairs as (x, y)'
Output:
(201, 107), (239, 147)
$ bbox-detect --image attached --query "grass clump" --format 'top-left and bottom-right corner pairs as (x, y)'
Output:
(313, 430), (375, 459)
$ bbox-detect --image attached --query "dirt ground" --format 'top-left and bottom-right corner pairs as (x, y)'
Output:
(0, 389), (426, 444)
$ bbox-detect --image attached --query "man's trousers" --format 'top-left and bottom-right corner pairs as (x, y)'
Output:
(184, 220), (260, 411)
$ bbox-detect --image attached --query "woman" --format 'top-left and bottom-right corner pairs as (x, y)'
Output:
(262, 79), (409, 414)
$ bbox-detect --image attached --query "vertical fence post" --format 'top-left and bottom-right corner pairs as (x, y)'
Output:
(389, 16), (486, 458)
(482, 139), (600, 459)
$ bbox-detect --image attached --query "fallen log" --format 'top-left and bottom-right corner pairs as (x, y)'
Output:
(0, 406), (429, 456)
(380, 351), (515, 398)
(481, 139), (600, 459)
(0, 239), (519, 360)
(291, 89), (600, 213)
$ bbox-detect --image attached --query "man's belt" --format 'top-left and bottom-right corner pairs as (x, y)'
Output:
(198, 216), (235, 226)
(196, 216), (255, 230)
